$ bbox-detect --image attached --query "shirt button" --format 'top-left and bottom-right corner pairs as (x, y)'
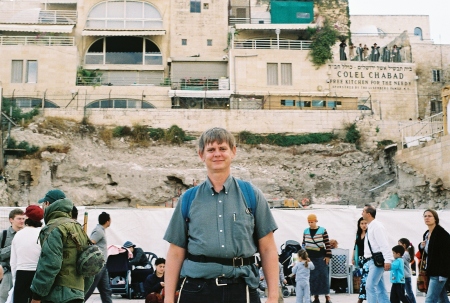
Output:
(219, 200), (222, 203)
(219, 215), (222, 217)
(220, 230), (223, 232)
(225, 192), (228, 194)
(221, 245), (224, 247)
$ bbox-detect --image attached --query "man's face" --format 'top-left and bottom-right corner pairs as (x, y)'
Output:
(41, 201), (50, 210)
(155, 263), (165, 276)
(10, 214), (25, 230)
(361, 207), (369, 220)
(198, 141), (236, 174)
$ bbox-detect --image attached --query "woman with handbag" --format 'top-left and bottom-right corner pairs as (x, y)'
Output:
(302, 214), (332, 303)
(419, 209), (450, 303)
(351, 217), (368, 303)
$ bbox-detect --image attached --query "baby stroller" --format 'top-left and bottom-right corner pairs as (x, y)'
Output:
(279, 240), (302, 297)
(107, 251), (132, 299)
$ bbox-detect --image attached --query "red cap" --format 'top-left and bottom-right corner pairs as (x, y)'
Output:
(24, 205), (44, 222)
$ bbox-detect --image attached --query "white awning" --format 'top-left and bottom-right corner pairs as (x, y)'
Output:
(0, 24), (74, 33)
(235, 24), (316, 30)
(168, 90), (232, 98)
(82, 30), (165, 36)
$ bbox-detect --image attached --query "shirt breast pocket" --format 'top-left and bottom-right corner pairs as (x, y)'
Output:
(232, 212), (255, 242)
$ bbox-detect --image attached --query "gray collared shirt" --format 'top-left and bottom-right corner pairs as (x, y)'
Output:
(90, 224), (108, 262)
(164, 175), (278, 288)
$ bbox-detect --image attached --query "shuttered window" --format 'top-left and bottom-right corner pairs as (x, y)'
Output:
(281, 63), (292, 85)
(11, 60), (23, 83)
(267, 63), (278, 85)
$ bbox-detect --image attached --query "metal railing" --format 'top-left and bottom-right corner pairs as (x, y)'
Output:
(0, 10), (77, 24)
(234, 39), (312, 50)
(0, 36), (74, 46)
(400, 112), (444, 148)
(170, 78), (222, 91)
(77, 74), (164, 86)
(229, 17), (271, 25)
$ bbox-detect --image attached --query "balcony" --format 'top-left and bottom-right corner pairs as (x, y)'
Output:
(170, 78), (230, 91)
(234, 39), (312, 50)
(0, 9), (77, 24)
(0, 36), (74, 46)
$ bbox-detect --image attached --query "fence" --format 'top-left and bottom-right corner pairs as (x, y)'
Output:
(0, 36), (74, 46)
(400, 112), (444, 148)
(0, 10), (77, 24)
(234, 39), (312, 50)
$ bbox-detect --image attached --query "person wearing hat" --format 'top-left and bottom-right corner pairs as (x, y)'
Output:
(30, 192), (93, 303)
(84, 212), (112, 303)
(371, 43), (381, 62)
(0, 209), (25, 303)
(38, 189), (66, 209)
(302, 214), (333, 303)
(10, 205), (44, 303)
(123, 241), (148, 267)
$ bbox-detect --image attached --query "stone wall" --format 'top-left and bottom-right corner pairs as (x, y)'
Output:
(395, 134), (450, 188)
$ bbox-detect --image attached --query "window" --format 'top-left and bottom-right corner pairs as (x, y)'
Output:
(281, 63), (292, 85)
(430, 99), (442, 114)
(11, 60), (38, 83)
(203, 3), (209, 9)
(86, 1), (163, 29)
(27, 61), (38, 83)
(432, 70), (442, 82)
(182, 39), (187, 46)
(312, 100), (326, 107)
(190, 0), (201, 13)
(267, 63), (278, 85)
(11, 60), (23, 83)
(3, 97), (58, 108)
(86, 99), (154, 108)
(207, 39), (212, 46)
(281, 100), (295, 107)
(414, 27), (423, 40)
(85, 37), (162, 65)
(297, 101), (311, 108)
(327, 101), (342, 108)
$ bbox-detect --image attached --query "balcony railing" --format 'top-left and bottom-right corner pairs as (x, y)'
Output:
(0, 10), (77, 24)
(77, 74), (164, 86)
(0, 36), (74, 46)
(400, 112), (444, 148)
(85, 52), (162, 65)
(229, 17), (271, 25)
(234, 39), (312, 50)
(171, 78), (226, 91)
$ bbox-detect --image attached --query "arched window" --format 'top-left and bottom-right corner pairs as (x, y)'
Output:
(414, 27), (423, 40)
(85, 37), (162, 65)
(3, 97), (59, 108)
(86, 98), (155, 108)
(86, 1), (163, 29)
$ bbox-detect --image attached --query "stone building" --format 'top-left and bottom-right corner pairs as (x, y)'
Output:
(0, 0), (447, 123)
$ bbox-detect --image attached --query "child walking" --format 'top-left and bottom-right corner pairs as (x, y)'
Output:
(398, 238), (416, 303)
(390, 245), (412, 303)
(291, 250), (315, 303)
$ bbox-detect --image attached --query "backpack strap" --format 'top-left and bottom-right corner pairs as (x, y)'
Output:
(181, 179), (257, 221)
(42, 217), (77, 245)
(1, 230), (7, 249)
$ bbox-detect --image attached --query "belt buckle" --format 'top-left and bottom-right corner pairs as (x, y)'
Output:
(232, 257), (243, 267)
(216, 277), (227, 286)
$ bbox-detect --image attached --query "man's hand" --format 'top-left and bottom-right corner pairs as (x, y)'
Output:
(324, 257), (330, 265)
(31, 300), (41, 303)
(265, 298), (278, 303)
(384, 263), (391, 271)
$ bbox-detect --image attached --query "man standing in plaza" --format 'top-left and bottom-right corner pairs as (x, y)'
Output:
(84, 212), (112, 303)
(164, 127), (280, 303)
(30, 191), (93, 303)
(362, 204), (393, 303)
(0, 209), (25, 303)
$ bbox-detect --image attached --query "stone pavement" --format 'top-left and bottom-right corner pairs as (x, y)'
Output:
(86, 292), (428, 302)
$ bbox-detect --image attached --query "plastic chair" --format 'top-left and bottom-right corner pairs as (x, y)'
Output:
(329, 248), (353, 294)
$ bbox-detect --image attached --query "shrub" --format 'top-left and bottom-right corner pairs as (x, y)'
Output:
(1, 99), (39, 124)
(148, 128), (165, 141)
(309, 21), (339, 67)
(344, 123), (361, 145)
(164, 125), (186, 145)
(131, 124), (150, 143)
(238, 131), (335, 147)
(7, 138), (39, 155)
(98, 128), (113, 146)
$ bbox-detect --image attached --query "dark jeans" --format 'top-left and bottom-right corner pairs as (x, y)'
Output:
(14, 270), (35, 303)
(390, 283), (411, 303)
(84, 266), (113, 303)
(179, 277), (260, 303)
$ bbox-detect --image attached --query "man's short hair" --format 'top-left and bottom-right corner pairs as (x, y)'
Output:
(98, 212), (110, 225)
(198, 127), (236, 153)
(364, 204), (376, 218)
(392, 244), (405, 256)
(71, 206), (78, 220)
(9, 208), (24, 220)
(155, 258), (165, 266)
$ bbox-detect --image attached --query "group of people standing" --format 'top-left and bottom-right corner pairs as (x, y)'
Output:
(340, 42), (402, 62)
(351, 205), (450, 303)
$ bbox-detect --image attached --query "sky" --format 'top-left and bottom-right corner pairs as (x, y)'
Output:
(348, 0), (450, 45)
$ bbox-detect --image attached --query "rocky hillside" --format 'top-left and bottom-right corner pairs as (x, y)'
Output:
(1, 118), (447, 209)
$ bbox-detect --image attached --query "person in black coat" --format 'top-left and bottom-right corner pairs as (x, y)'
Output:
(144, 258), (165, 302)
(419, 209), (450, 303)
(123, 240), (148, 267)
